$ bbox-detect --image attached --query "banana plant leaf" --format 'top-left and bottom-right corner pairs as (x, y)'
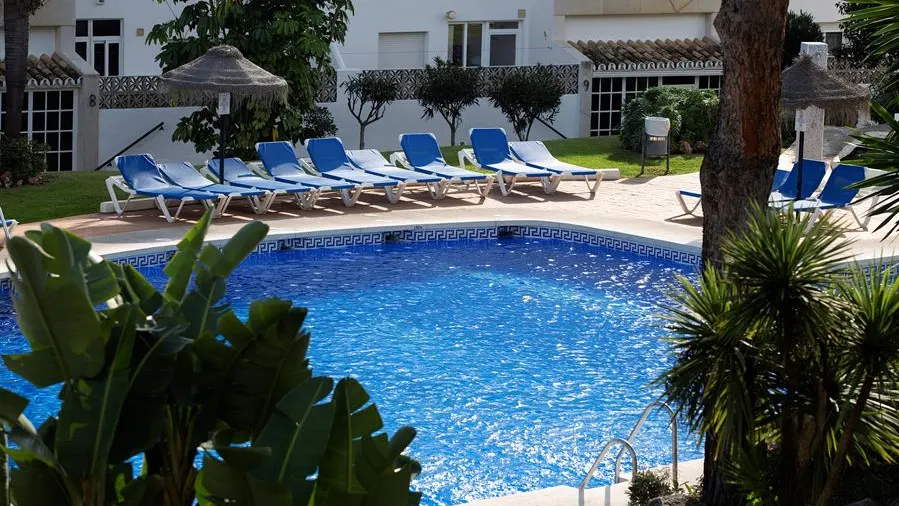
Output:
(0, 388), (28, 426)
(315, 378), (385, 504)
(118, 475), (163, 506)
(55, 304), (136, 494)
(3, 230), (107, 386)
(195, 455), (291, 506)
(355, 428), (421, 506)
(195, 299), (312, 436)
(252, 377), (335, 505)
(3, 423), (79, 506)
(163, 211), (214, 303)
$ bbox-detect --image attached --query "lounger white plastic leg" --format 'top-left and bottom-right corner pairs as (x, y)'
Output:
(106, 176), (136, 216)
(296, 190), (318, 210)
(259, 191), (280, 214)
(384, 182), (406, 204)
(542, 175), (562, 195)
(587, 173), (603, 195)
(341, 187), (364, 207)
(479, 176), (496, 198)
(155, 195), (175, 223)
(174, 199), (189, 221)
(495, 174), (510, 196)
(674, 191), (702, 217)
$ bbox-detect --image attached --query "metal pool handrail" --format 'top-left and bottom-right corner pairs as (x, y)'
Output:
(577, 437), (637, 506)
(612, 401), (678, 487)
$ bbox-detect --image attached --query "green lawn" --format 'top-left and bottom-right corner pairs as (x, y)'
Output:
(441, 136), (703, 178)
(0, 137), (702, 224)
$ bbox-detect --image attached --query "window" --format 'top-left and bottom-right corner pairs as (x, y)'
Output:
(0, 90), (77, 171)
(378, 32), (427, 69)
(75, 19), (123, 76)
(448, 21), (518, 67)
(589, 74), (721, 137)
(825, 32), (843, 53)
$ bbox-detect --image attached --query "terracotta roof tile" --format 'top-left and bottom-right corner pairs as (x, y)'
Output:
(0, 53), (82, 88)
(570, 37), (723, 71)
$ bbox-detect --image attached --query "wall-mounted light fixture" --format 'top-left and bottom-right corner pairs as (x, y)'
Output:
(446, 10), (457, 20)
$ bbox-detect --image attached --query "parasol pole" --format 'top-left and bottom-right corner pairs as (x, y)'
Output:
(217, 92), (231, 184)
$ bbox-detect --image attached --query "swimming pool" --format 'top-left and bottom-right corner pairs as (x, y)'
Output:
(0, 236), (702, 505)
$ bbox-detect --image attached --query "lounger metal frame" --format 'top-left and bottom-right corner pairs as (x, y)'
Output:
(200, 162), (321, 211)
(389, 151), (496, 199)
(508, 141), (603, 195)
(298, 157), (405, 204)
(458, 148), (561, 196)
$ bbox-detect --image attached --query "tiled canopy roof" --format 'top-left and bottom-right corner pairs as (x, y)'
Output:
(0, 53), (83, 89)
(571, 37), (723, 72)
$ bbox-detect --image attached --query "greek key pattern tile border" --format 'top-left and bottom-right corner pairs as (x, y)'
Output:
(497, 226), (701, 265)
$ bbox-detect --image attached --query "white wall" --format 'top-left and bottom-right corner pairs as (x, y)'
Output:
(790, 0), (842, 26)
(99, 107), (212, 166)
(564, 14), (710, 43)
(338, 0), (557, 69)
(75, 0), (186, 76)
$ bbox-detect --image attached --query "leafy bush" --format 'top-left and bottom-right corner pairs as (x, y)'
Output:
(417, 57), (480, 146)
(628, 470), (674, 506)
(487, 64), (565, 140)
(0, 137), (48, 186)
(620, 87), (719, 153)
(0, 211), (421, 506)
(783, 10), (824, 68)
(343, 72), (400, 149)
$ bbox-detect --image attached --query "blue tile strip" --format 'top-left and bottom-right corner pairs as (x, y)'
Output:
(0, 225), (703, 293)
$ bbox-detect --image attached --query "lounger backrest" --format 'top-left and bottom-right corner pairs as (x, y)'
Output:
(115, 154), (171, 192)
(305, 137), (352, 173)
(470, 128), (512, 166)
(400, 133), (445, 167)
(208, 158), (253, 181)
(771, 169), (790, 192)
(819, 164), (865, 205)
(509, 141), (555, 165)
(256, 141), (302, 177)
(347, 149), (390, 170)
(779, 159), (827, 200)
(158, 161), (213, 188)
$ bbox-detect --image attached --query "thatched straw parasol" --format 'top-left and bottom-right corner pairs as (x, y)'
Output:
(781, 56), (868, 112)
(780, 55), (869, 200)
(160, 45), (288, 183)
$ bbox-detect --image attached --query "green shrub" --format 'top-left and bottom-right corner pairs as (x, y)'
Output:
(487, 64), (565, 140)
(0, 136), (48, 186)
(619, 87), (719, 154)
(628, 470), (674, 506)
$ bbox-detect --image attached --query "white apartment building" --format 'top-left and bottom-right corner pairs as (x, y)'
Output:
(0, 0), (843, 170)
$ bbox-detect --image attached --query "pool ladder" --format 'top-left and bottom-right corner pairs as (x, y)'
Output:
(577, 401), (678, 506)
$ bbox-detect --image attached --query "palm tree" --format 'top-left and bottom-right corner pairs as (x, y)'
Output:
(660, 205), (899, 506)
(3, 0), (46, 138)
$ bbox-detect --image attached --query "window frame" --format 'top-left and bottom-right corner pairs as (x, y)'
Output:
(75, 19), (124, 77)
(0, 90), (78, 171)
(447, 21), (520, 67)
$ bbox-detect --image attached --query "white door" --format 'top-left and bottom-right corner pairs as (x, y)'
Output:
(378, 32), (427, 69)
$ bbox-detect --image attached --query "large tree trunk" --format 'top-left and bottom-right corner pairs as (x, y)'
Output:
(4, 0), (30, 138)
(700, 0), (790, 266)
(699, 2), (789, 504)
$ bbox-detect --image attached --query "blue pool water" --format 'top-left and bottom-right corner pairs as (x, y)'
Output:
(0, 237), (702, 505)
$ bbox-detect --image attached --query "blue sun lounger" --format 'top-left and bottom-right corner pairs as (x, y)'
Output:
(256, 141), (362, 207)
(769, 159), (828, 202)
(304, 137), (405, 204)
(345, 149), (442, 199)
(674, 165), (795, 217)
(394, 133), (495, 198)
(206, 158), (319, 210)
(463, 128), (559, 196)
(0, 206), (16, 240)
(773, 163), (872, 230)
(158, 161), (269, 214)
(109, 154), (223, 223)
(509, 140), (602, 195)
